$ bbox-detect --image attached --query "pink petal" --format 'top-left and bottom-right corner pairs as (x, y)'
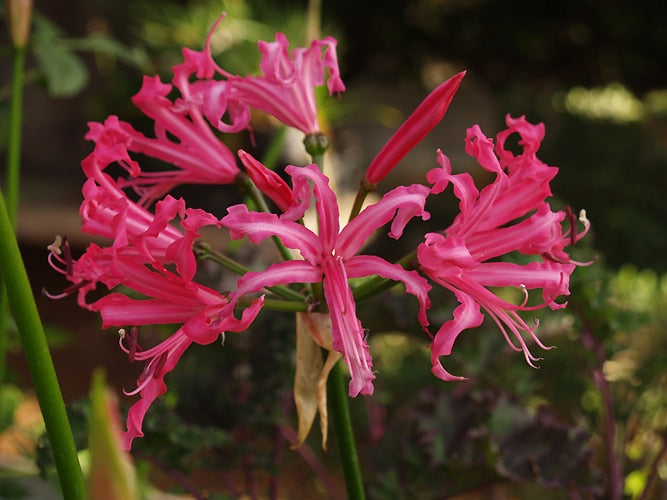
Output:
(221, 205), (321, 263)
(346, 255), (431, 329)
(430, 289), (484, 381)
(122, 333), (191, 450)
(338, 184), (430, 258)
(287, 165), (340, 251)
(322, 257), (375, 396)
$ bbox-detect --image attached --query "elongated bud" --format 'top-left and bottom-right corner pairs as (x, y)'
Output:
(364, 71), (465, 185)
(238, 150), (294, 211)
(6, 0), (33, 47)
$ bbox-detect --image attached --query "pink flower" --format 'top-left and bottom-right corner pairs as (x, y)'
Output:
(417, 115), (589, 381)
(163, 14), (345, 135)
(364, 72), (465, 186)
(78, 153), (218, 279)
(224, 32), (345, 134)
(48, 153), (264, 448)
(222, 163), (432, 396)
(91, 257), (263, 450)
(85, 25), (249, 207)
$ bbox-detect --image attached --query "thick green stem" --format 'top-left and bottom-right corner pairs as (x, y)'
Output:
(1, 45), (27, 386)
(328, 360), (366, 500)
(5, 46), (25, 226)
(0, 191), (85, 500)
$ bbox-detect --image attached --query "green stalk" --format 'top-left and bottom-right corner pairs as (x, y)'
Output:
(195, 243), (305, 302)
(5, 46), (25, 226)
(0, 191), (85, 500)
(328, 360), (366, 500)
(348, 179), (374, 222)
(1, 44), (27, 386)
(260, 125), (287, 170)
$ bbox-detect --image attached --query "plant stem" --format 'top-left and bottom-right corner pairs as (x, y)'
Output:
(195, 243), (306, 303)
(5, 46), (25, 226)
(1, 45), (27, 386)
(328, 360), (366, 500)
(0, 191), (85, 499)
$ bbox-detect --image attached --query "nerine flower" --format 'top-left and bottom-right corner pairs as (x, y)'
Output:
(418, 115), (589, 381)
(47, 153), (210, 309)
(222, 162), (432, 396)
(95, 258), (263, 450)
(47, 151), (265, 449)
(157, 14), (345, 136)
(84, 16), (251, 207)
(224, 32), (346, 134)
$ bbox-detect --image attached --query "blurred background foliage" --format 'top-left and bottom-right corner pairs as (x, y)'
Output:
(1, 0), (666, 498)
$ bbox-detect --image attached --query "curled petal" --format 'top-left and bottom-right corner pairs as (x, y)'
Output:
(338, 184), (430, 258)
(346, 255), (431, 329)
(122, 333), (191, 450)
(430, 290), (484, 381)
(222, 205), (321, 263)
(288, 165), (340, 251)
(496, 114), (545, 165)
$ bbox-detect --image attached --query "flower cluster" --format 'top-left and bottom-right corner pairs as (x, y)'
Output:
(49, 15), (588, 450)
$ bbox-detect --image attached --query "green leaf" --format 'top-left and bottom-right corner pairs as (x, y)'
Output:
(61, 35), (148, 68)
(30, 15), (89, 97)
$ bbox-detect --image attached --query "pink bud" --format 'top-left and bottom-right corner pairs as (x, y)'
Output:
(364, 71), (465, 185)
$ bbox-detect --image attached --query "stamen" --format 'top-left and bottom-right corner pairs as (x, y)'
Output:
(47, 235), (63, 256)
(151, 352), (168, 378)
(42, 279), (91, 300)
(566, 206), (577, 245)
(127, 327), (141, 362)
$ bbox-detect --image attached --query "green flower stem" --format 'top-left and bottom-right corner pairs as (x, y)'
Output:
(328, 360), (366, 500)
(195, 243), (305, 303)
(0, 191), (85, 500)
(260, 125), (287, 170)
(237, 296), (308, 313)
(348, 178), (378, 222)
(5, 46), (25, 226)
(1, 45), (28, 386)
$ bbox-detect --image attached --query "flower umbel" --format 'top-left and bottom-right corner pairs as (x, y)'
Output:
(222, 163), (432, 396)
(418, 115), (589, 380)
(48, 12), (590, 460)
